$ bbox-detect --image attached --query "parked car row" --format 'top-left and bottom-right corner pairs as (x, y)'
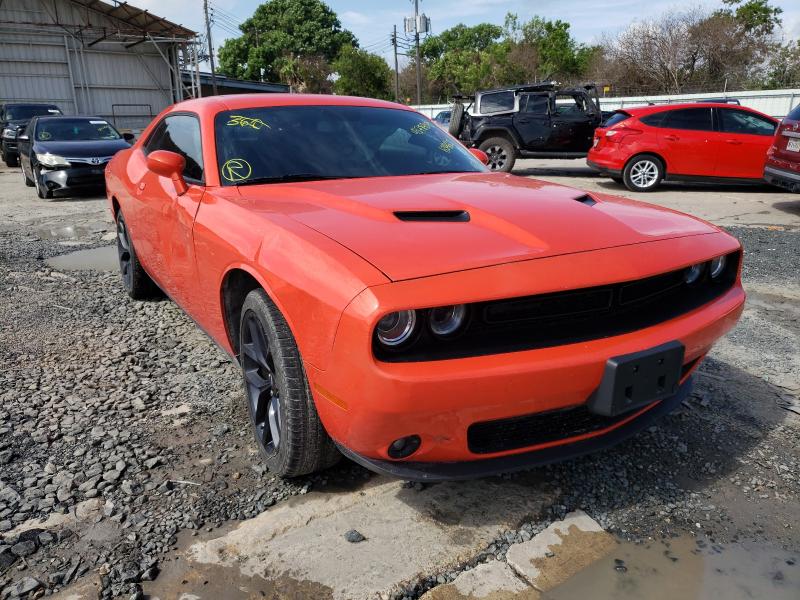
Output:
(447, 86), (799, 193)
(1, 102), (133, 199)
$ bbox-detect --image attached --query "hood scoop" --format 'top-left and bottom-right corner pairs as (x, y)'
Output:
(574, 194), (597, 206)
(394, 210), (470, 222)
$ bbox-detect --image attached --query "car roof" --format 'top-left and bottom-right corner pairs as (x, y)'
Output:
(620, 102), (771, 117)
(170, 93), (415, 115)
(34, 115), (107, 122)
(2, 103), (59, 108)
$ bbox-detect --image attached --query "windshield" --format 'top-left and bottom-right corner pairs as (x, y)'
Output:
(36, 118), (121, 142)
(214, 105), (483, 185)
(6, 106), (60, 120)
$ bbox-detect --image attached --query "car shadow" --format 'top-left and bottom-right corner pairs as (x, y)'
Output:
(773, 199), (800, 216)
(379, 357), (790, 533)
(47, 190), (107, 203)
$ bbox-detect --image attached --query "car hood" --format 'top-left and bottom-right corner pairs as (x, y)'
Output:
(238, 172), (718, 281)
(34, 139), (130, 157)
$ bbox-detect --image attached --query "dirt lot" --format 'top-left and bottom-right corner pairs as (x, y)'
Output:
(0, 161), (798, 600)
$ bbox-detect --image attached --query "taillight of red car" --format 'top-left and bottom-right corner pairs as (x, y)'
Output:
(604, 127), (643, 144)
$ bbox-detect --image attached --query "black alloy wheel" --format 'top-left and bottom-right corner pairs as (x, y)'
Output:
(241, 311), (283, 457)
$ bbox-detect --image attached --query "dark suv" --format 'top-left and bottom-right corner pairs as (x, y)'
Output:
(1, 103), (62, 167)
(449, 83), (602, 171)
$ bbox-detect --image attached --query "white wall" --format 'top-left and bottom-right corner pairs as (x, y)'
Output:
(414, 88), (800, 120)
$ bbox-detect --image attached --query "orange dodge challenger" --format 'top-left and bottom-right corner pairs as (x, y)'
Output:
(105, 94), (745, 480)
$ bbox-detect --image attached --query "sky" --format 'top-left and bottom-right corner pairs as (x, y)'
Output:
(136, 0), (800, 71)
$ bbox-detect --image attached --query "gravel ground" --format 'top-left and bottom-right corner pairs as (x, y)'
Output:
(1, 185), (798, 598)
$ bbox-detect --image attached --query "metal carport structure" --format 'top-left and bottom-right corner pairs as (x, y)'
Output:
(0, 0), (198, 131)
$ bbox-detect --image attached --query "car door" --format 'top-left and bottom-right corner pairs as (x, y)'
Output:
(512, 93), (551, 150)
(550, 92), (594, 152)
(713, 108), (777, 179)
(657, 107), (716, 176)
(133, 113), (206, 314)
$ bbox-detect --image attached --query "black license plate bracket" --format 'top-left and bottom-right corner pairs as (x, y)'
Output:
(588, 341), (684, 417)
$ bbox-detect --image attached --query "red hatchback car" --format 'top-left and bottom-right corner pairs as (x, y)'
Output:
(588, 103), (778, 192)
(764, 102), (800, 193)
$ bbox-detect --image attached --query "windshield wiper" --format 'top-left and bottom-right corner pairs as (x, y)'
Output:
(236, 174), (347, 185)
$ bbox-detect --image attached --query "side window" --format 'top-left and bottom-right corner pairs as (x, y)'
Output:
(522, 95), (549, 114)
(661, 108), (713, 131)
(640, 112), (666, 127)
(786, 104), (800, 121)
(143, 115), (204, 182)
(553, 93), (587, 117)
(480, 91), (514, 114)
(719, 109), (776, 136)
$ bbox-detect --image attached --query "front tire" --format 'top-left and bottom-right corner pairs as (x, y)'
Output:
(623, 155), (664, 192)
(34, 167), (52, 199)
(479, 137), (516, 172)
(115, 211), (161, 299)
(239, 289), (339, 477)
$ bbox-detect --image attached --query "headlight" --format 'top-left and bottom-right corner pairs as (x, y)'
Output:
(36, 152), (70, 167)
(376, 310), (417, 347)
(2, 128), (16, 140)
(709, 255), (727, 280)
(683, 263), (704, 285)
(429, 304), (467, 336)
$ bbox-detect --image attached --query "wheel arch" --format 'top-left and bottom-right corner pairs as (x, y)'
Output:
(220, 265), (274, 359)
(475, 127), (521, 149)
(624, 151), (668, 176)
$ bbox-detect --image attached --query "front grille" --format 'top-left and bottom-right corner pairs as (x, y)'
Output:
(374, 251), (739, 362)
(468, 402), (646, 454)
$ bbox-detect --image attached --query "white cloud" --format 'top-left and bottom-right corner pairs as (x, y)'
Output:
(341, 10), (370, 26)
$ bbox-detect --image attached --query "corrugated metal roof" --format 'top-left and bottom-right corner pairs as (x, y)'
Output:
(67, 0), (195, 38)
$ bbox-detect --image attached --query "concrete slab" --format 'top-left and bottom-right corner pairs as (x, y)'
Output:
(176, 476), (556, 600)
(506, 510), (615, 592)
(1, 499), (103, 540)
(422, 561), (540, 600)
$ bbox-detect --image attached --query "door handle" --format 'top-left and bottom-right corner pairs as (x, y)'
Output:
(725, 139), (742, 145)
(664, 135), (679, 141)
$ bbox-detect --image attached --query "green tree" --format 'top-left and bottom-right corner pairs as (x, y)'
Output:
(719, 0), (783, 35)
(420, 23), (524, 96)
(217, 0), (356, 86)
(332, 46), (392, 99)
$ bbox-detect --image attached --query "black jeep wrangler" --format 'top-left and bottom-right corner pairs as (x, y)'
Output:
(449, 83), (602, 172)
(1, 103), (62, 167)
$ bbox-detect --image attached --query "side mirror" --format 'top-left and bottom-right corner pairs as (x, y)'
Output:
(17, 134), (29, 142)
(469, 148), (489, 165)
(146, 150), (188, 195)
(122, 132), (135, 142)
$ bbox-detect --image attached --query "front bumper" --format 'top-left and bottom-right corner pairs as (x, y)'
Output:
(763, 164), (800, 192)
(309, 233), (744, 472)
(1, 140), (18, 157)
(337, 375), (694, 481)
(40, 166), (106, 195)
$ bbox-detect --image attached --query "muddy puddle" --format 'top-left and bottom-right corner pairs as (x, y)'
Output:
(545, 534), (798, 600)
(34, 221), (109, 240)
(45, 245), (117, 271)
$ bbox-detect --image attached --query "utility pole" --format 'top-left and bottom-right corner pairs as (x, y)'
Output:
(414, 0), (421, 106)
(203, 0), (218, 95)
(392, 25), (399, 102)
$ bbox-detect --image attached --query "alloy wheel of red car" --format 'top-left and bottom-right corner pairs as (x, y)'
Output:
(241, 311), (282, 455)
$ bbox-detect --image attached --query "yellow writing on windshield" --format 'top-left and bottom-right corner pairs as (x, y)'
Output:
(221, 158), (252, 182)
(227, 115), (271, 130)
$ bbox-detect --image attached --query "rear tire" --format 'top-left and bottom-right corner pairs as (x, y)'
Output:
(239, 289), (340, 477)
(623, 155), (664, 192)
(115, 211), (161, 299)
(479, 137), (516, 172)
